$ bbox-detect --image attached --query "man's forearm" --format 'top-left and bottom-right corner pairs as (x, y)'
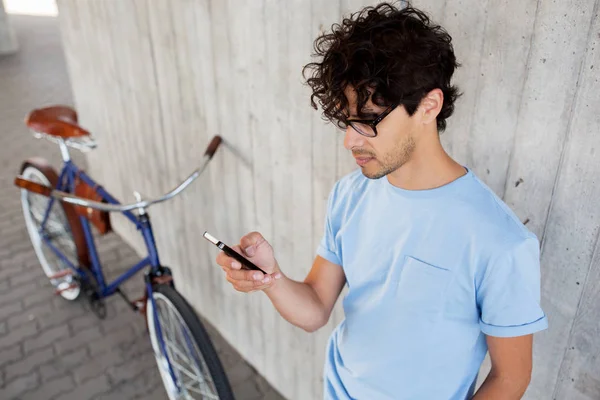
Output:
(472, 372), (529, 400)
(263, 274), (328, 332)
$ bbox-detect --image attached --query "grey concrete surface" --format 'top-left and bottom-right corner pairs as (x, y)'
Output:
(0, 14), (284, 400)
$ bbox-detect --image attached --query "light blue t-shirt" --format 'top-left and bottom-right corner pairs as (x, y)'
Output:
(317, 167), (548, 400)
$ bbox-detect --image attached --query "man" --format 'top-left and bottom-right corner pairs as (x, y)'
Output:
(215, 3), (548, 399)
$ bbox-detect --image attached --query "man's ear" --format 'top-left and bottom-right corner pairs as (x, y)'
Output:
(418, 88), (444, 126)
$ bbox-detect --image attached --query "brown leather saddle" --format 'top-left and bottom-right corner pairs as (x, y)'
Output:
(25, 106), (90, 138)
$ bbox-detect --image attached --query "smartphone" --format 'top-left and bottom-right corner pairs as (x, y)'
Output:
(203, 231), (266, 274)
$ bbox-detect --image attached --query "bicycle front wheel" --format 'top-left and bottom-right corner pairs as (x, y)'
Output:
(147, 284), (234, 400)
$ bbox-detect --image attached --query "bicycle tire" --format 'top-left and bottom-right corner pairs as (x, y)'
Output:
(20, 163), (82, 300)
(147, 284), (235, 400)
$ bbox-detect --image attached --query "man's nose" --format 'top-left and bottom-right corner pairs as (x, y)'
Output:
(344, 126), (366, 150)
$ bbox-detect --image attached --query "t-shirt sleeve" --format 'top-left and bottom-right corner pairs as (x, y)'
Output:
(316, 183), (342, 266)
(477, 236), (548, 337)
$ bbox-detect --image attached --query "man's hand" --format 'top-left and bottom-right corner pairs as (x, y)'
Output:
(216, 231), (345, 331)
(215, 231), (282, 293)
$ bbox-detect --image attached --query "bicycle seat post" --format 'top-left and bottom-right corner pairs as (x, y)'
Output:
(133, 191), (146, 215)
(58, 139), (71, 162)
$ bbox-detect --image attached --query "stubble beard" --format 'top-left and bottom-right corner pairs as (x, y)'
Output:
(361, 135), (416, 180)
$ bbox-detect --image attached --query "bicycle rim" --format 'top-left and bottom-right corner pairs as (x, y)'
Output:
(20, 166), (80, 300)
(147, 290), (221, 400)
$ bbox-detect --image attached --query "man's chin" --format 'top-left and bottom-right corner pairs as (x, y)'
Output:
(360, 167), (386, 180)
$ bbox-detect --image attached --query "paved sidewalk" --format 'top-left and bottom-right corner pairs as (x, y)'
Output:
(0, 14), (283, 400)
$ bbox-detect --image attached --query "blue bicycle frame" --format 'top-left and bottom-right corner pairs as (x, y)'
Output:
(39, 159), (161, 297)
(38, 158), (180, 385)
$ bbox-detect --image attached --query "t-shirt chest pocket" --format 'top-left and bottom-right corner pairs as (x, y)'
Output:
(396, 256), (452, 315)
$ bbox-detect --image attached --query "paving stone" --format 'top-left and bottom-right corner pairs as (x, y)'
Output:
(0, 371), (40, 399)
(0, 322), (39, 351)
(106, 351), (155, 385)
(54, 325), (102, 356)
(7, 301), (52, 331)
(21, 286), (53, 308)
(89, 325), (135, 357)
(53, 374), (111, 400)
(228, 360), (256, 386)
(233, 378), (264, 400)
(92, 369), (166, 400)
(73, 350), (125, 384)
(9, 267), (45, 288)
(39, 347), (88, 382)
(21, 375), (76, 400)
(37, 302), (86, 330)
(0, 300), (23, 320)
(4, 346), (55, 383)
(23, 325), (69, 354)
(0, 345), (23, 368)
(0, 281), (37, 305)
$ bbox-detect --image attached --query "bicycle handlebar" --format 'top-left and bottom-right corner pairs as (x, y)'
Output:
(15, 135), (223, 213)
(204, 135), (222, 159)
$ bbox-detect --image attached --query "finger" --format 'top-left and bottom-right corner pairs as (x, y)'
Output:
(227, 268), (264, 282)
(249, 280), (278, 292)
(228, 245), (244, 269)
(215, 250), (233, 268)
(240, 231), (265, 257)
(226, 274), (269, 291)
(227, 273), (274, 288)
(226, 273), (279, 292)
(242, 272), (279, 287)
(216, 248), (242, 270)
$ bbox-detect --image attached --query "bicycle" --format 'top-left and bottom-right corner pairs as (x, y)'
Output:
(14, 105), (235, 400)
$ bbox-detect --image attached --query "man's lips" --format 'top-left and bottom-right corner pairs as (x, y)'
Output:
(355, 157), (373, 166)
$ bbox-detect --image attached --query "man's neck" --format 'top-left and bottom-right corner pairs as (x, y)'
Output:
(386, 141), (466, 191)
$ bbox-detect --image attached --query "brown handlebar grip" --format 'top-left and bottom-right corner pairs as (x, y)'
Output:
(204, 135), (222, 159)
(14, 176), (53, 197)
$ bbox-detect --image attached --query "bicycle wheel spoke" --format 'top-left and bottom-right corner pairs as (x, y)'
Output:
(168, 310), (206, 375)
(168, 313), (219, 398)
(171, 314), (198, 366)
(179, 371), (217, 400)
(167, 303), (203, 375)
(173, 318), (215, 393)
(164, 329), (216, 399)
(158, 305), (202, 386)
(180, 329), (214, 392)
(150, 291), (225, 400)
(165, 339), (196, 370)
(184, 382), (219, 399)
(169, 357), (199, 382)
(161, 307), (179, 347)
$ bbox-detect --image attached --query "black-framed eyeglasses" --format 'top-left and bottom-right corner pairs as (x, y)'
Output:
(345, 103), (399, 138)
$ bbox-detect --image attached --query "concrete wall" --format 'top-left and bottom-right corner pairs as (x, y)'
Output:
(55, 0), (600, 399)
(0, 0), (17, 54)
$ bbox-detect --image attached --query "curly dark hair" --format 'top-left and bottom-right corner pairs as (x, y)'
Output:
(303, 2), (462, 133)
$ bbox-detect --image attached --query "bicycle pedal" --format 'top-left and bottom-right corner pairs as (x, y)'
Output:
(129, 294), (145, 309)
(55, 283), (79, 295)
(48, 270), (73, 280)
(132, 300), (145, 311)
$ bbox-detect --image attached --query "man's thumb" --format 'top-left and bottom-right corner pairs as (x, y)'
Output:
(240, 231), (262, 257)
